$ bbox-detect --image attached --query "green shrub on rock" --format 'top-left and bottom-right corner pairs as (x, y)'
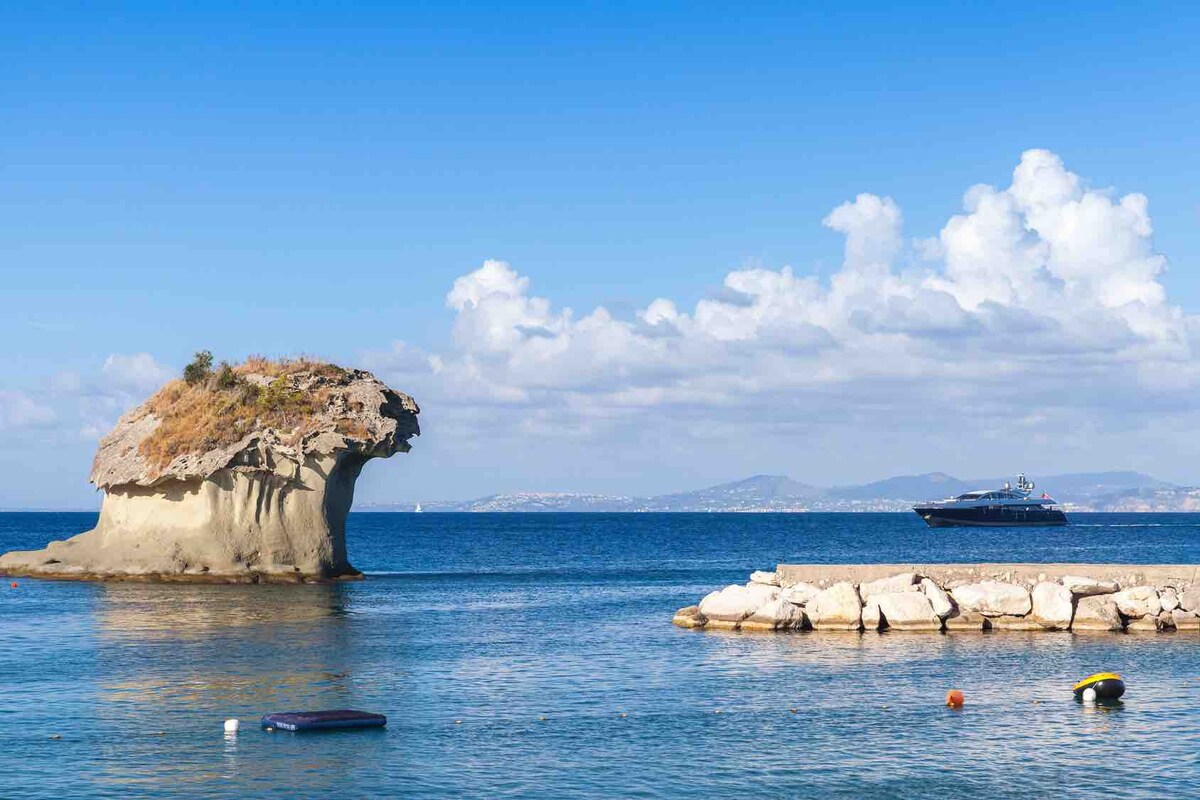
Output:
(182, 350), (214, 385)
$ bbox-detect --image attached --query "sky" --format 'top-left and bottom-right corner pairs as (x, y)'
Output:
(2, 1), (1199, 507)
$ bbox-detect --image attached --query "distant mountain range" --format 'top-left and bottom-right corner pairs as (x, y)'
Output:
(362, 471), (1200, 513)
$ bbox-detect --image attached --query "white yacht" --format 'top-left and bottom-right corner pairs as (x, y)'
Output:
(913, 474), (1068, 527)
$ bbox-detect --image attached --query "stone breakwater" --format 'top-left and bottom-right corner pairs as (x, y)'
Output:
(673, 564), (1200, 633)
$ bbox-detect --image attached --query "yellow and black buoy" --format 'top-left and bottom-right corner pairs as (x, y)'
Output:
(1073, 672), (1125, 701)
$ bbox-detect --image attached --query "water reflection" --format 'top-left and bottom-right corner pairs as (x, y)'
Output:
(94, 583), (352, 641)
(85, 583), (385, 797)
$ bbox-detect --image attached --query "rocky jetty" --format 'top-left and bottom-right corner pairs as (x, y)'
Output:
(0, 357), (419, 582)
(674, 564), (1200, 634)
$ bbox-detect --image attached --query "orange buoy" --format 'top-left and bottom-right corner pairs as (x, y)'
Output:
(10, 582), (17, 588)
(945, 689), (964, 708)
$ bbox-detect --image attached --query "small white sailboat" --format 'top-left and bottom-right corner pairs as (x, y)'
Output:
(414, 502), (423, 513)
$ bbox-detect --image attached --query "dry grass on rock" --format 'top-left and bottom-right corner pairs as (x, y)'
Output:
(138, 357), (349, 470)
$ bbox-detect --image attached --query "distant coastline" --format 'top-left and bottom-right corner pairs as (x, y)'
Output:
(366, 471), (1200, 514)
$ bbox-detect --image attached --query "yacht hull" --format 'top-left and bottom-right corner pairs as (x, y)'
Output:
(913, 507), (1068, 527)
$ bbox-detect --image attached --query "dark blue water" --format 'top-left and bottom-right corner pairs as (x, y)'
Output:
(2, 512), (1198, 799)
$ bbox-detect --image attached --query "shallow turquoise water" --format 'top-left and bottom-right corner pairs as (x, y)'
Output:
(2, 512), (1198, 798)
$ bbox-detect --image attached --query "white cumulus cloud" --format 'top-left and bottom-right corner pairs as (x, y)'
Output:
(364, 149), (1198, 482)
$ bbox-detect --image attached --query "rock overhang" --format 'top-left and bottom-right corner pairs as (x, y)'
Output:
(89, 363), (419, 490)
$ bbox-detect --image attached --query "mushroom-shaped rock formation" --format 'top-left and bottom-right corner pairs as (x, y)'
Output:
(0, 358), (419, 582)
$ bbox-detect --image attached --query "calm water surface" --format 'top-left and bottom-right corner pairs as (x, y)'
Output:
(2, 512), (1198, 799)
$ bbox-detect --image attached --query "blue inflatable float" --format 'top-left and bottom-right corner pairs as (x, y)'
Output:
(261, 710), (387, 732)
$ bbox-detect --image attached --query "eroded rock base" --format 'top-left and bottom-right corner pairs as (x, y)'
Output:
(0, 567), (364, 584)
(0, 455), (367, 584)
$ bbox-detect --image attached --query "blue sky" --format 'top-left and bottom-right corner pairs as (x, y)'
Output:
(2, 2), (1199, 507)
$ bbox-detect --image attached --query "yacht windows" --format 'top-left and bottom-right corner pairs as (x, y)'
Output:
(954, 490), (1025, 501)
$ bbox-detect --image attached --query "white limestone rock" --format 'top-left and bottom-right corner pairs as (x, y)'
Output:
(920, 578), (954, 619)
(859, 573), (919, 602)
(1112, 586), (1161, 619)
(1179, 586), (1200, 613)
(1072, 595), (1123, 631)
(742, 598), (807, 631)
(1172, 609), (1200, 631)
(950, 582), (1032, 617)
(1159, 588), (1180, 612)
(779, 582), (822, 607)
(1030, 582), (1074, 630)
(943, 609), (989, 631)
(874, 592), (941, 631)
(742, 581), (781, 601)
(808, 582), (863, 631)
(749, 570), (780, 586)
(1060, 576), (1120, 596)
(988, 614), (1044, 631)
(698, 583), (779, 623)
(672, 605), (707, 629)
(1125, 614), (1163, 632)
(862, 598), (882, 631)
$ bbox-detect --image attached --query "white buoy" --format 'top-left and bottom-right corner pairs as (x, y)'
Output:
(224, 718), (240, 733)
(1082, 687), (1097, 705)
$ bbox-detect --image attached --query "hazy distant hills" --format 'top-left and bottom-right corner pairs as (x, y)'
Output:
(364, 471), (1200, 512)
(826, 471), (1175, 504)
(827, 472), (968, 501)
(645, 475), (822, 510)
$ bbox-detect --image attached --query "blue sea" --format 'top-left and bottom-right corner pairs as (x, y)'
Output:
(2, 512), (1199, 799)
